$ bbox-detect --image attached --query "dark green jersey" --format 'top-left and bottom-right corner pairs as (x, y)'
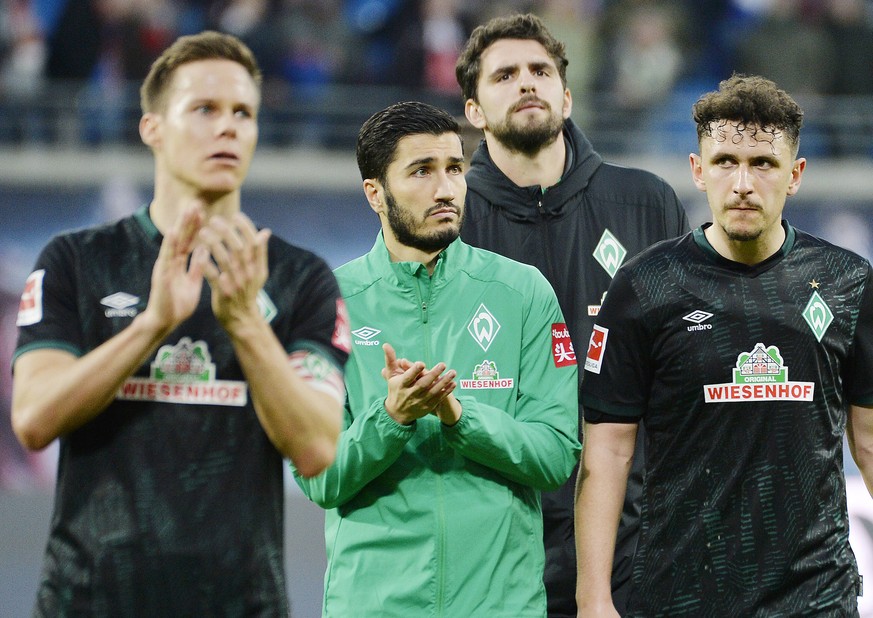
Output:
(15, 207), (348, 617)
(582, 222), (873, 617)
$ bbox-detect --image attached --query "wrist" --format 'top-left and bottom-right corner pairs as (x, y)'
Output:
(383, 399), (416, 426)
(437, 396), (462, 426)
(132, 309), (175, 343)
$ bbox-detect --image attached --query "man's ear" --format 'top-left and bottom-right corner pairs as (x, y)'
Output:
(363, 179), (384, 214)
(465, 99), (487, 130)
(786, 158), (806, 197)
(689, 153), (706, 193)
(139, 113), (160, 149)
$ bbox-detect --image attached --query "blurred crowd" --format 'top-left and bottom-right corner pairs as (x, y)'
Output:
(2, 0), (872, 101)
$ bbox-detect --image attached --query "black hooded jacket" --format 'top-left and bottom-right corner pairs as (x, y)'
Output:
(461, 119), (689, 617)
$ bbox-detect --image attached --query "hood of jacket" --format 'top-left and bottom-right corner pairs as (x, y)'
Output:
(464, 118), (603, 222)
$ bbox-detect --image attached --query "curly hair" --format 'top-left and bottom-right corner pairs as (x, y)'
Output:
(455, 13), (568, 102)
(140, 31), (262, 114)
(692, 74), (804, 153)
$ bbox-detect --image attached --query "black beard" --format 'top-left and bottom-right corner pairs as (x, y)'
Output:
(385, 188), (463, 254)
(491, 112), (564, 156)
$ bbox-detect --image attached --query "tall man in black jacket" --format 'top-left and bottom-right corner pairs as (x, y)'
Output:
(456, 13), (689, 617)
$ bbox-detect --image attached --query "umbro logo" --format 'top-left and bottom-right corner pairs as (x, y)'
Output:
(683, 310), (713, 332)
(352, 326), (381, 347)
(101, 292), (139, 318)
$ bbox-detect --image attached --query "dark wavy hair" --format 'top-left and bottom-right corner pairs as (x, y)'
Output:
(692, 74), (804, 153)
(356, 101), (461, 183)
(455, 13), (568, 102)
(140, 31), (262, 114)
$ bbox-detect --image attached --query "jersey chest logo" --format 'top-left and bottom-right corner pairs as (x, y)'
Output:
(703, 343), (814, 403)
(467, 303), (501, 352)
(460, 360), (514, 390)
(802, 290), (833, 342)
(593, 229), (627, 278)
(118, 337), (247, 406)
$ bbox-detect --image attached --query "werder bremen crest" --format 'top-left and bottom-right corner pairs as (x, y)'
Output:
(593, 229), (627, 278)
(802, 291), (833, 342)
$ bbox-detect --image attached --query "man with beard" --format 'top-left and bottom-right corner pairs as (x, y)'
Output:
(455, 13), (689, 617)
(576, 74), (873, 617)
(291, 101), (580, 617)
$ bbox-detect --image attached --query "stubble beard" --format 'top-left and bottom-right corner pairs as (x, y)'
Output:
(721, 202), (765, 242)
(385, 188), (463, 254)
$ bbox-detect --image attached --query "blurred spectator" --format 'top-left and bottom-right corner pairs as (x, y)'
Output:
(342, 0), (409, 85)
(597, 0), (687, 111)
(44, 0), (175, 143)
(0, 1), (47, 142)
(822, 0), (873, 96)
(820, 0), (873, 155)
(539, 0), (603, 130)
(733, 0), (836, 95)
(421, 0), (464, 94)
(0, 0), (45, 97)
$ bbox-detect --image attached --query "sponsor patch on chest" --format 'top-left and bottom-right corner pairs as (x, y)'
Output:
(703, 343), (814, 403)
(117, 337), (247, 406)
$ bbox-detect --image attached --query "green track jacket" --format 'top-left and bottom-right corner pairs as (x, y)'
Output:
(294, 234), (580, 617)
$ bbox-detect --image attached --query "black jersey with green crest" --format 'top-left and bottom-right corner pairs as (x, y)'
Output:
(582, 221), (873, 617)
(15, 206), (348, 616)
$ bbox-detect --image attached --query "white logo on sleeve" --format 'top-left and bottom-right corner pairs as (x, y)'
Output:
(17, 269), (45, 326)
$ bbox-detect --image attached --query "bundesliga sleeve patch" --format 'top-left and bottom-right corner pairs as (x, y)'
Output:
(551, 323), (577, 367)
(332, 298), (351, 354)
(584, 325), (608, 374)
(17, 269), (45, 327)
(290, 350), (346, 405)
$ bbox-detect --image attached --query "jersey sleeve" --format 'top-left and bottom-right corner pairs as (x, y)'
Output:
(14, 234), (84, 362)
(580, 267), (652, 422)
(846, 263), (873, 406)
(293, 397), (417, 508)
(440, 270), (581, 492)
(282, 254), (350, 368)
(277, 253), (350, 404)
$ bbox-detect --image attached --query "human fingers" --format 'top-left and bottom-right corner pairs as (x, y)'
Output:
(418, 365), (456, 400)
(176, 204), (205, 254)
